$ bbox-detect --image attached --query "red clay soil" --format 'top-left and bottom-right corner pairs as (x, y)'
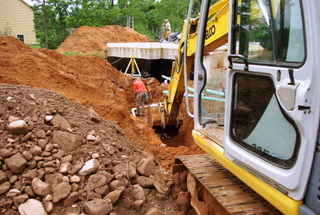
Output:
(0, 26), (204, 170)
(56, 25), (153, 54)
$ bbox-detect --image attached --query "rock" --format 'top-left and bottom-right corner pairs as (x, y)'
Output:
(0, 170), (8, 183)
(38, 139), (48, 149)
(136, 176), (154, 188)
(24, 186), (36, 197)
(78, 159), (100, 176)
(86, 174), (107, 191)
(0, 148), (12, 158)
(145, 207), (166, 215)
(109, 178), (129, 191)
(95, 185), (109, 195)
(83, 198), (113, 215)
(112, 163), (137, 179)
(7, 119), (28, 134)
(0, 181), (11, 194)
(70, 160), (84, 175)
(22, 169), (39, 179)
(52, 149), (65, 159)
(43, 201), (53, 213)
(50, 114), (71, 131)
(61, 154), (73, 163)
(52, 131), (82, 152)
(31, 178), (51, 197)
(22, 151), (33, 161)
(70, 175), (81, 183)
(96, 171), (114, 184)
(104, 186), (125, 205)
(137, 157), (155, 177)
(153, 180), (169, 195)
(52, 182), (72, 203)
(62, 191), (79, 207)
(35, 130), (46, 139)
(13, 194), (29, 208)
(29, 145), (42, 156)
(86, 134), (96, 141)
(44, 143), (54, 152)
(133, 199), (144, 210)
(176, 191), (191, 212)
(18, 199), (47, 215)
(88, 108), (101, 123)
(132, 184), (145, 202)
(4, 153), (27, 173)
(44, 115), (53, 122)
(59, 162), (72, 175)
(7, 189), (20, 198)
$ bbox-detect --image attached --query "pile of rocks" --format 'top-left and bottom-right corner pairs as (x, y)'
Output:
(0, 84), (174, 215)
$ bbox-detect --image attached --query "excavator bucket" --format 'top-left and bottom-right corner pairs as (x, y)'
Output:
(146, 103), (165, 128)
(131, 103), (165, 127)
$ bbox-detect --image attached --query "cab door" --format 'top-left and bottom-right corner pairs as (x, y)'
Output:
(224, 0), (320, 201)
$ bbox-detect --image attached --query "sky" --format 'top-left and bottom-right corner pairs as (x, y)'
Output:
(22, 0), (34, 6)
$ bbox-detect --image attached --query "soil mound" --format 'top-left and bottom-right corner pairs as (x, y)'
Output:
(56, 25), (153, 54)
(0, 83), (174, 215)
(0, 36), (204, 170)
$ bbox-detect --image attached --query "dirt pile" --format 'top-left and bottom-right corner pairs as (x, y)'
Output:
(0, 84), (174, 215)
(56, 25), (153, 54)
(0, 35), (204, 170)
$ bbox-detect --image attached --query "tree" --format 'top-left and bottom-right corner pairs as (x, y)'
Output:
(33, 0), (69, 49)
(31, 0), (212, 49)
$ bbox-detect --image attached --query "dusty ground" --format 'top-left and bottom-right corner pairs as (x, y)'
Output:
(0, 25), (205, 214)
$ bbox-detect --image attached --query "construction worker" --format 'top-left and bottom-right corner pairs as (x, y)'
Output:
(162, 19), (172, 40)
(132, 78), (148, 116)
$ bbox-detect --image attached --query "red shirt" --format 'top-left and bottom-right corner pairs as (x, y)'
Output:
(133, 80), (148, 93)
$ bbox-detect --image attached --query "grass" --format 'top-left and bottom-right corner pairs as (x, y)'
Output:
(61, 51), (106, 58)
(28, 44), (42, 49)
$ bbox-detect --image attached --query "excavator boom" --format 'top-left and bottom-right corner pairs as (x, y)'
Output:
(159, 0), (229, 127)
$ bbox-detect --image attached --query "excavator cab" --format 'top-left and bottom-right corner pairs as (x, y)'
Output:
(191, 0), (320, 214)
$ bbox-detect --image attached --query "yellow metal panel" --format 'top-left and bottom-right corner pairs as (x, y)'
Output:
(192, 129), (302, 215)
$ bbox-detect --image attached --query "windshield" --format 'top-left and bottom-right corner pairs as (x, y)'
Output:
(233, 0), (305, 65)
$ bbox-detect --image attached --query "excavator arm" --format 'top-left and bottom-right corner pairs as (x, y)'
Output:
(162, 0), (229, 127)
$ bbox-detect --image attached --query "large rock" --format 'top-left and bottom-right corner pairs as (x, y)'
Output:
(52, 131), (82, 152)
(83, 198), (113, 215)
(31, 178), (51, 197)
(78, 159), (100, 176)
(0, 181), (11, 194)
(7, 119), (28, 134)
(104, 186), (125, 205)
(136, 176), (154, 188)
(137, 157), (155, 177)
(112, 163), (137, 179)
(5, 153), (27, 173)
(62, 192), (79, 207)
(86, 174), (107, 191)
(88, 108), (101, 123)
(0, 148), (12, 158)
(50, 114), (71, 131)
(0, 170), (8, 183)
(52, 182), (71, 203)
(18, 199), (47, 215)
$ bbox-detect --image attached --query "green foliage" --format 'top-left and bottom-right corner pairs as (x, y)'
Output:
(28, 44), (42, 48)
(31, 0), (207, 49)
(61, 51), (85, 56)
(0, 22), (12, 36)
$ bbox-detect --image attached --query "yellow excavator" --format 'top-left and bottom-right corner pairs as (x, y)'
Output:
(151, 0), (320, 214)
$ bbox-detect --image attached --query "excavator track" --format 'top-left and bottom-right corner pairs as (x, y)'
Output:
(173, 154), (282, 215)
